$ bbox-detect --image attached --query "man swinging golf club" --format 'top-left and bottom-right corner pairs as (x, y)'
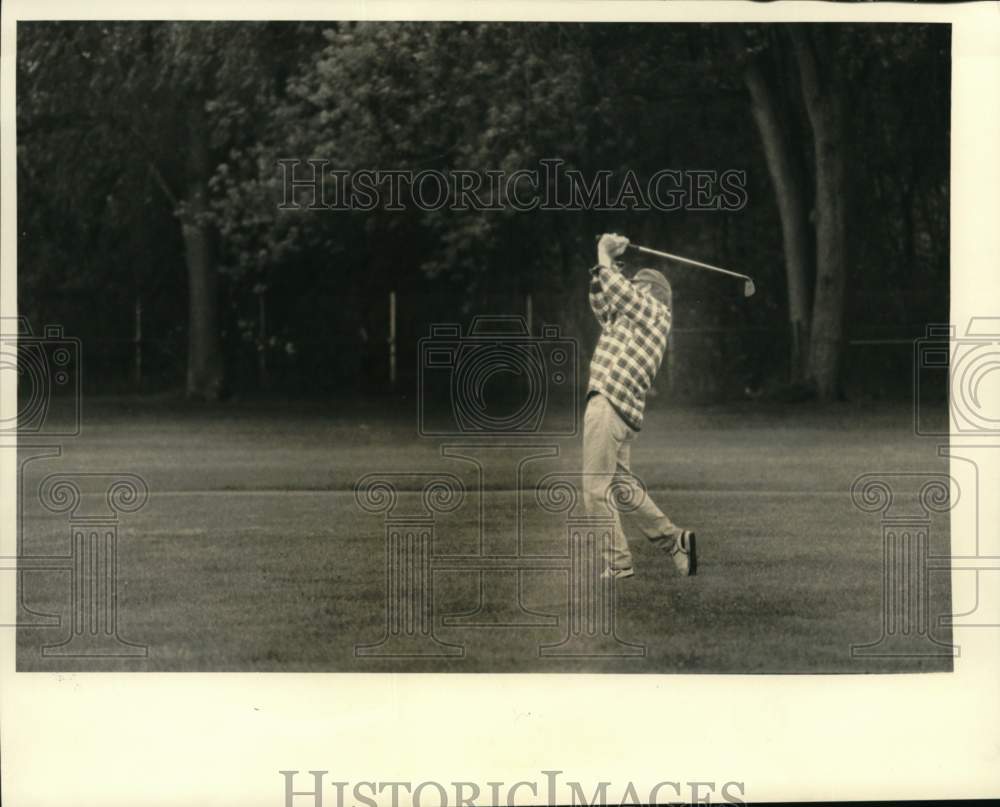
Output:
(585, 232), (697, 579)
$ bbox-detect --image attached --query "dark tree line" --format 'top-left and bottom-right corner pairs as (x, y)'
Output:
(17, 22), (949, 401)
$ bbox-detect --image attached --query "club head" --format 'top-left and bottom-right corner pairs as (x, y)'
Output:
(743, 279), (756, 298)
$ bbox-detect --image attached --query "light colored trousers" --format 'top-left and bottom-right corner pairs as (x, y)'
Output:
(582, 393), (680, 570)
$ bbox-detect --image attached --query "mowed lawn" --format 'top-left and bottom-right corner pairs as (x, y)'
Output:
(16, 397), (954, 673)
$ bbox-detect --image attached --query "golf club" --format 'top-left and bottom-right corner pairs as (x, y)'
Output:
(596, 236), (756, 297)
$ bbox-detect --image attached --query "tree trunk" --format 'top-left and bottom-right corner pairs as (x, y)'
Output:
(181, 100), (224, 400)
(735, 32), (812, 382)
(791, 26), (848, 400)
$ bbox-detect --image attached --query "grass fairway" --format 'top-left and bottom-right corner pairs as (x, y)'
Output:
(16, 397), (953, 673)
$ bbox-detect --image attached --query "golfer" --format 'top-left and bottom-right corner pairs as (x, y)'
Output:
(585, 232), (697, 579)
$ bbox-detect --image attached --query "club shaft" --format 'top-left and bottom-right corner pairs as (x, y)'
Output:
(629, 244), (750, 283)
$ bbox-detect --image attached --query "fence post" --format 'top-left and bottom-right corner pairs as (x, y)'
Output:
(388, 290), (397, 388)
(134, 295), (142, 389)
(257, 287), (269, 390)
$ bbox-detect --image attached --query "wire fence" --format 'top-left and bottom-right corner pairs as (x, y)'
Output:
(35, 287), (940, 402)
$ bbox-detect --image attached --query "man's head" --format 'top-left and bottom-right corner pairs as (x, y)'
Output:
(633, 268), (672, 309)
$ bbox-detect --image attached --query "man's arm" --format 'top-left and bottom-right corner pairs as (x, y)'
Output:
(589, 232), (630, 327)
(594, 232), (670, 331)
(589, 265), (613, 325)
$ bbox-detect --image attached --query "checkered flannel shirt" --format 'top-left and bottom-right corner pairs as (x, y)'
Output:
(587, 263), (671, 431)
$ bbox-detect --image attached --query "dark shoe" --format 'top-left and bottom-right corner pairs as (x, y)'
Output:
(661, 530), (697, 576)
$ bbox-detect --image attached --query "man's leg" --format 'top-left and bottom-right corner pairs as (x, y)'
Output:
(614, 434), (683, 547)
(616, 431), (698, 575)
(582, 395), (632, 571)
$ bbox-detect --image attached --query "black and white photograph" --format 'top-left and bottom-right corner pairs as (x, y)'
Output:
(12, 16), (956, 673)
(2, 1), (999, 805)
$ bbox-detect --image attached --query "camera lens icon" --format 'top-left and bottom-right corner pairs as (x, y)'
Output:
(952, 339), (1000, 432)
(0, 347), (48, 430)
(452, 343), (547, 432)
(418, 316), (578, 437)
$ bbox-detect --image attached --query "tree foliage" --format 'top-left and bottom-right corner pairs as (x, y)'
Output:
(18, 22), (950, 401)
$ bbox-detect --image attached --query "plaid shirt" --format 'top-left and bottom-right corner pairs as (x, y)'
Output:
(587, 264), (671, 431)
